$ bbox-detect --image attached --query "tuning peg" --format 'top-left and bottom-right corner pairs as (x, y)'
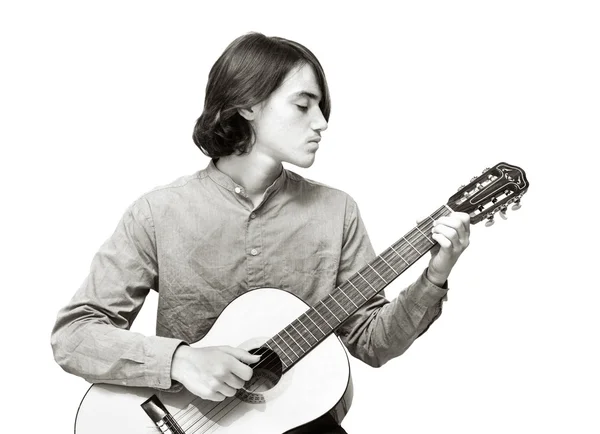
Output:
(481, 167), (490, 174)
(511, 199), (521, 210)
(499, 206), (508, 220)
(457, 185), (465, 192)
(484, 214), (495, 227)
(470, 176), (478, 182)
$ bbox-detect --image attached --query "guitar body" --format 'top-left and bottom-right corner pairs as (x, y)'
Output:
(75, 288), (353, 433)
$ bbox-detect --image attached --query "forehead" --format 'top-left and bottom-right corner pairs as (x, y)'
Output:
(277, 64), (322, 102)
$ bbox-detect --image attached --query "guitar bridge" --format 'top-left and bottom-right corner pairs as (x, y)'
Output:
(141, 394), (184, 433)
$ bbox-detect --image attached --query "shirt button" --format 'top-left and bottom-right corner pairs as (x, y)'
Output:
(234, 187), (242, 194)
(250, 213), (256, 219)
(250, 248), (259, 256)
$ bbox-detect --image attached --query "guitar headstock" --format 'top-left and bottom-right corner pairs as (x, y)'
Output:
(447, 162), (529, 226)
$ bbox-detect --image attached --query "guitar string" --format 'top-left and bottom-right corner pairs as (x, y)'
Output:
(170, 207), (450, 432)
(171, 208), (447, 433)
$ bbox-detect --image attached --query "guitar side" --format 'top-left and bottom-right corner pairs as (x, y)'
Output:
(75, 288), (353, 434)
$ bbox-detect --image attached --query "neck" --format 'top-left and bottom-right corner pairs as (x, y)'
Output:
(260, 204), (453, 374)
(215, 153), (283, 197)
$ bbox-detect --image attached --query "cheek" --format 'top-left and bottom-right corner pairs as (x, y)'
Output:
(270, 111), (300, 140)
(257, 104), (304, 147)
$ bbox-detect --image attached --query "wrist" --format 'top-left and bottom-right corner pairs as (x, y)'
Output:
(171, 344), (191, 382)
(426, 268), (448, 287)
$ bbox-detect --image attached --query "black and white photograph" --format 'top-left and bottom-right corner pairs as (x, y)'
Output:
(2, 1), (598, 432)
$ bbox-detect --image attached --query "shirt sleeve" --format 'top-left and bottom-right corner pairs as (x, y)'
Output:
(335, 196), (449, 368)
(50, 197), (186, 390)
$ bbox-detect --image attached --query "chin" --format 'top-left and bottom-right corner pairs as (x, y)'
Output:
(293, 156), (316, 169)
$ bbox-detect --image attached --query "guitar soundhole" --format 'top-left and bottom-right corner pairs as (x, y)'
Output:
(235, 347), (282, 404)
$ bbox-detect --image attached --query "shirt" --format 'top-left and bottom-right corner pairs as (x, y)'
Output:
(51, 160), (449, 391)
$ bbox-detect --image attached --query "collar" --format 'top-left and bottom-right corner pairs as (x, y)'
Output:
(205, 159), (288, 200)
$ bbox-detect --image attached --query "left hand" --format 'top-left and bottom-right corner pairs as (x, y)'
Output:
(425, 212), (471, 286)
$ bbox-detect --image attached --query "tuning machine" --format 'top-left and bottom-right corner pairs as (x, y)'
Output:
(511, 198), (522, 210)
(484, 214), (495, 227)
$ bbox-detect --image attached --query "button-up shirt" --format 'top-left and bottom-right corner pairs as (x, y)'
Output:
(51, 160), (449, 390)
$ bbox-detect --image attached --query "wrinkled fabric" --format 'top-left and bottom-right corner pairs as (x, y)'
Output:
(51, 160), (449, 390)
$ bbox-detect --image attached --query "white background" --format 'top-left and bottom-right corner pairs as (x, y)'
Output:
(2, 1), (599, 432)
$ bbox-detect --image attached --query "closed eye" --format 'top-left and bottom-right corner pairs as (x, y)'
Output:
(296, 105), (308, 112)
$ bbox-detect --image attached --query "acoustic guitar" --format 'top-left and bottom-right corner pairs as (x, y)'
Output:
(74, 162), (529, 433)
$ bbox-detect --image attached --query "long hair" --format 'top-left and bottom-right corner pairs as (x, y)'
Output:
(192, 32), (331, 158)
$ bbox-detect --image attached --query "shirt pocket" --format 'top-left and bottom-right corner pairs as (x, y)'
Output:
(280, 254), (338, 302)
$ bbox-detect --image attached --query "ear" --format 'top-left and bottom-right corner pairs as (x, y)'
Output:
(237, 106), (256, 121)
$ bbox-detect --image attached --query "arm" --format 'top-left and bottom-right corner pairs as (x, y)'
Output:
(50, 197), (185, 390)
(336, 197), (468, 368)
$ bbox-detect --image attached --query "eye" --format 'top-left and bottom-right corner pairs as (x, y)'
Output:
(296, 105), (308, 112)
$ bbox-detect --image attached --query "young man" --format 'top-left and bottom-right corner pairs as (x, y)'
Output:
(52, 32), (470, 433)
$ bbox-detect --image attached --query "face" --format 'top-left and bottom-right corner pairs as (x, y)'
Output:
(246, 63), (328, 168)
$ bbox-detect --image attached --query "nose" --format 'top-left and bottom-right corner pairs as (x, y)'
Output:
(311, 107), (328, 133)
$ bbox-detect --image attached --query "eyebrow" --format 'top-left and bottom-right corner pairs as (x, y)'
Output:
(291, 91), (322, 102)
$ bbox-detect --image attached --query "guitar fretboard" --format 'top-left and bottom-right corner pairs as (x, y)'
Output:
(262, 204), (452, 372)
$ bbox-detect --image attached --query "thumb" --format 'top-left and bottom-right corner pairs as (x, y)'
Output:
(220, 346), (262, 364)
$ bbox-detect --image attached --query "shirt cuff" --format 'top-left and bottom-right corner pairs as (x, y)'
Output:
(145, 336), (188, 390)
(409, 268), (450, 308)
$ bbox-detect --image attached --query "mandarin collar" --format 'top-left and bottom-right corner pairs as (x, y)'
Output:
(206, 159), (288, 200)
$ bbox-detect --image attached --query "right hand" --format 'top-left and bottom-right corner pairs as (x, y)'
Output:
(171, 345), (261, 401)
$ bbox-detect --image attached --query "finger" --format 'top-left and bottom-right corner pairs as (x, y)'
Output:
(195, 385), (227, 402)
(205, 391), (227, 402)
(221, 346), (262, 365)
(432, 224), (460, 248)
(224, 372), (246, 389)
(431, 232), (452, 250)
(217, 383), (238, 398)
(435, 215), (469, 241)
(230, 360), (254, 382)
(453, 212), (471, 234)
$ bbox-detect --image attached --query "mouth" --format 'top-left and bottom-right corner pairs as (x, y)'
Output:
(308, 137), (321, 144)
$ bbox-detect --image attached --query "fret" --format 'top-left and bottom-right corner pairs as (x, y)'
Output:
(320, 300), (341, 322)
(290, 321), (313, 346)
(298, 316), (319, 341)
(313, 304), (334, 329)
(275, 333), (299, 359)
(347, 279), (368, 300)
(271, 336), (295, 362)
(368, 263), (388, 284)
(357, 271), (378, 293)
(415, 226), (435, 244)
(286, 324), (309, 351)
(264, 340), (289, 369)
(339, 288), (359, 308)
(403, 236), (422, 255)
(379, 255), (399, 275)
(304, 311), (326, 335)
(283, 329), (305, 355)
(329, 293), (349, 315)
(390, 245), (410, 265)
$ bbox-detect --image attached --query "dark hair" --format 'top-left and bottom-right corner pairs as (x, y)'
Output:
(192, 32), (331, 158)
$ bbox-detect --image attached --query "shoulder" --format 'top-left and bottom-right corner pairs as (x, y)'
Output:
(285, 169), (357, 205)
(128, 169), (207, 215)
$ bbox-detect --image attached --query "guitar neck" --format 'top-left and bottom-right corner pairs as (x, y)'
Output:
(263, 204), (453, 372)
